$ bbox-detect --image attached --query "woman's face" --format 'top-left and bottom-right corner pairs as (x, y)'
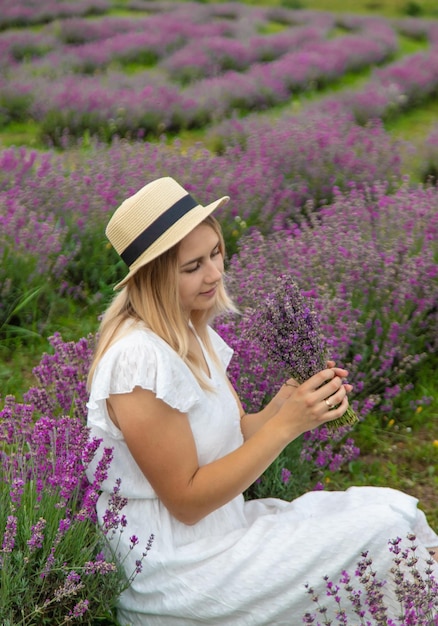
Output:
(177, 223), (224, 315)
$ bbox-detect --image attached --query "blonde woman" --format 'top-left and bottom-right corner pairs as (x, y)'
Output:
(86, 177), (438, 625)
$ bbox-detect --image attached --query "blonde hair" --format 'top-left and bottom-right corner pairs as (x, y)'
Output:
(87, 216), (237, 391)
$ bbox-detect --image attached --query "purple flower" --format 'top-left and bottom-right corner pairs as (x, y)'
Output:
(246, 274), (359, 430)
(27, 517), (46, 552)
(69, 599), (89, 618)
(52, 570), (84, 602)
(1, 515), (17, 554)
(9, 478), (25, 506)
(281, 468), (292, 484)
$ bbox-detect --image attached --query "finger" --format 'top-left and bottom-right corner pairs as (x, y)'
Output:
(319, 375), (344, 402)
(320, 379), (346, 408)
(331, 366), (349, 378)
(326, 396), (350, 422)
(324, 390), (348, 413)
(305, 368), (337, 391)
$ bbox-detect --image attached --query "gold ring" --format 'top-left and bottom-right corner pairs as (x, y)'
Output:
(325, 398), (333, 408)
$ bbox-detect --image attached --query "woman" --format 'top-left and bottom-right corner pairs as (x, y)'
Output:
(86, 177), (438, 625)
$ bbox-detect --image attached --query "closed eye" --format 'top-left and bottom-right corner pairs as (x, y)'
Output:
(180, 242), (221, 273)
(184, 262), (201, 273)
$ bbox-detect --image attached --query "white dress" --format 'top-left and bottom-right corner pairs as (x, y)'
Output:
(86, 323), (438, 625)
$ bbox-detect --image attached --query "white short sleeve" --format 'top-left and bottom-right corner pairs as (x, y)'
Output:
(87, 328), (204, 436)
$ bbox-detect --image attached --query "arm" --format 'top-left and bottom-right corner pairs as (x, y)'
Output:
(108, 367), (349, 525)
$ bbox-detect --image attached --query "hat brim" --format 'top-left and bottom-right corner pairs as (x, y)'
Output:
(113, 195), (230, 290)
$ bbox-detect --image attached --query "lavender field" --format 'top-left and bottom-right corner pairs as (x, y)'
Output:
(1, 0), (438, 623)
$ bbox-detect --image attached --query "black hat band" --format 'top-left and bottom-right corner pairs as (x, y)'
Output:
(120, 194), (198, 266)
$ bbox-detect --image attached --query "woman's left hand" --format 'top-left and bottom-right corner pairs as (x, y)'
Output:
(326, 360), (353, 397)
(274, 360), (353, 410)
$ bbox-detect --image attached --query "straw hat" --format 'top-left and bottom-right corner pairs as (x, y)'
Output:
(106, 177), (230, 290)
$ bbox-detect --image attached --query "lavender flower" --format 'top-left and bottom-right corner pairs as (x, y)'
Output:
(0, 391), (140, 623)
(69, 599), (89, 619)
(1, 515), (17, 555)
(281, 468), (292, 484)
(247, 274), (359, 430)
(27, 517), (46, 553)
(302, 535), (438, 624)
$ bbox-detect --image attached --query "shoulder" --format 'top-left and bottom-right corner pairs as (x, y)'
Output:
(87, 323), (203, 417)
(97, 323), (186, 383)
(104, 324), (168, 359)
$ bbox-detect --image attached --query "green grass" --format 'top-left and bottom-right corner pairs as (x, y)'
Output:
(384, 98), (438, 178)
(289, 0), (438, 18)
(335, 422), (438, 529)
(0, 120), (44, 149)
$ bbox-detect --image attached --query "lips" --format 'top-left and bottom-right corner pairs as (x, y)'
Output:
(200, 286), (217, 297)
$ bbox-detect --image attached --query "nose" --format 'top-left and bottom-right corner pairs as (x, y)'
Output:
(206, 259), (223, 283)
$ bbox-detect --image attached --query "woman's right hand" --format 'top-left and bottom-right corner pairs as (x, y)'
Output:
(277, 367), (350, 437)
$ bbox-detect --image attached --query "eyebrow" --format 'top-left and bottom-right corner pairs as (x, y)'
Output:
(180, 240), (220, 268)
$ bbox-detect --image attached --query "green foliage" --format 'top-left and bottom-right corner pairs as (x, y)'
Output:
(0, 287), (44, 344)
(0, 466), (124, 624)
(403, 1), (423, 17)
(245, 437), (314, 501)
(0, 92), (33, 126)
(0, 239), (65, 345)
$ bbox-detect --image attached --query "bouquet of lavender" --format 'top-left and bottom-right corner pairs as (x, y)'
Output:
(247, 274), (359, 431)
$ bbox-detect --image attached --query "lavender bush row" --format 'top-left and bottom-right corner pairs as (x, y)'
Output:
(340, 47), (438, 124)
(0, 386), (152, 624)
(223, 179), (438, 419)
(210, 38), (438, 147)
(182, 30), (397, 124)
(208, 111), (401, 211)
(205, 18), (438, 145)
(287, 41), (438, 129)
(40, 16), (232, 75)
(0, 4), (401, 141)
(391, 15), (438, 43)
(52, 15), (157, 46)
(67, 28), (394, 137)
(0, 3), (329, 75)
(0, 109), (402, 327)
(0, 0), (109, 30)
(160, 25), (330, 84)
(0, 5), (240, 67)
(21, 27), (395, 143)
(0, 0), (335, 37)
(0, 30), (58, 66)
